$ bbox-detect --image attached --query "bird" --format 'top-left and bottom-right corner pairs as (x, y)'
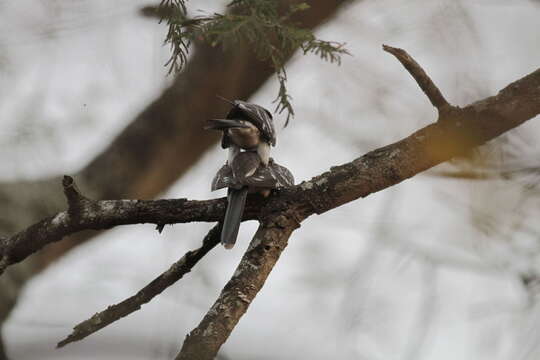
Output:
(211, 153), (294, 248)
(205, 99), (293, 249)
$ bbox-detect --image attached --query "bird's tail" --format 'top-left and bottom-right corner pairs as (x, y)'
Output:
(221, 188), (249, 249)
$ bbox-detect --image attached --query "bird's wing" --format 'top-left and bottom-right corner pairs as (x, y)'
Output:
(211, 164), (233, 191)
(269, 160), (295, 187)
(242, 159), (294, 189)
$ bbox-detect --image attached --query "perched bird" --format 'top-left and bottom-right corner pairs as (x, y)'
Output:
(206, 99), (293, 249)
(211, 153), (294, 248)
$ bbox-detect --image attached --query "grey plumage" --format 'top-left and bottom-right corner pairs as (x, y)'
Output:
(211, 155), (294, 192)
(211, 153), (294, 248)
(207, 99), (293, 249)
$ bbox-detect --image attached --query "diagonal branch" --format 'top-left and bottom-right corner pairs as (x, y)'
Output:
(177, 216), (299, 360)
(0, 179), (266, 276)
(57, 223), (222, 348)
(382, 44), (451, 112)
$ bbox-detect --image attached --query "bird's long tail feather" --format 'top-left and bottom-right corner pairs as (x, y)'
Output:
(221, 188), (249, 249)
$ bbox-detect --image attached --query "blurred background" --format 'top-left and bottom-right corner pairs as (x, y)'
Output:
(1, 0), (540, 359)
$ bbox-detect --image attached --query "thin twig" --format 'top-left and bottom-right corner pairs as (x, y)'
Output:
(62, 176), (86, 210)
(382, 44), (451, 112)
(57, 224), (222, 348)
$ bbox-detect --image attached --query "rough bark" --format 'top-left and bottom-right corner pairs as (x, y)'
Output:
(0, 176), (269, 274)
(177, 219), (298, 360)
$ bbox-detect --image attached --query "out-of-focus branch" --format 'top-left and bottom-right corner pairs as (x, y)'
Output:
(403, 262), (438, 360)
(0, 0), (348, 353)
(78, 0), (348, 202)
(57, 224), (222, 348)
(287, 71), (540, 218)
(0, 333), (6, 360)
(431, 166), (540, 180)
(0, 0), (346, 277)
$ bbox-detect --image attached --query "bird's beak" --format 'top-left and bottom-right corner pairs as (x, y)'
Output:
(204, 119), (250, 130)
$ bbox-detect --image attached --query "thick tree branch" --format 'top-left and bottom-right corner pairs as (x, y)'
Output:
(382, 44), (451, 112)
(0, 178), (270, 276)
(57, 224), (222, 348)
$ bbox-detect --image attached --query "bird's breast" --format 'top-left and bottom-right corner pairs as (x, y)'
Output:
(227, 128), (260, 149)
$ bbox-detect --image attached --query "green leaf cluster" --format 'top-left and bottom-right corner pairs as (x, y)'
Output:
(159, 0), (349, 124)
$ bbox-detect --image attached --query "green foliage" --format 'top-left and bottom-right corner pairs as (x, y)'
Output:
(159, 0), (349, 124)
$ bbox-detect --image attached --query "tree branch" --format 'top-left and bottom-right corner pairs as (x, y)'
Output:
(62, 175), (86, 210)
(0, 179), (269, 276)
(282, 67), (540, 219)
(177, 216), (299, 360)
(382, 44), (451, 112)
(57, 223), (222, 348)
